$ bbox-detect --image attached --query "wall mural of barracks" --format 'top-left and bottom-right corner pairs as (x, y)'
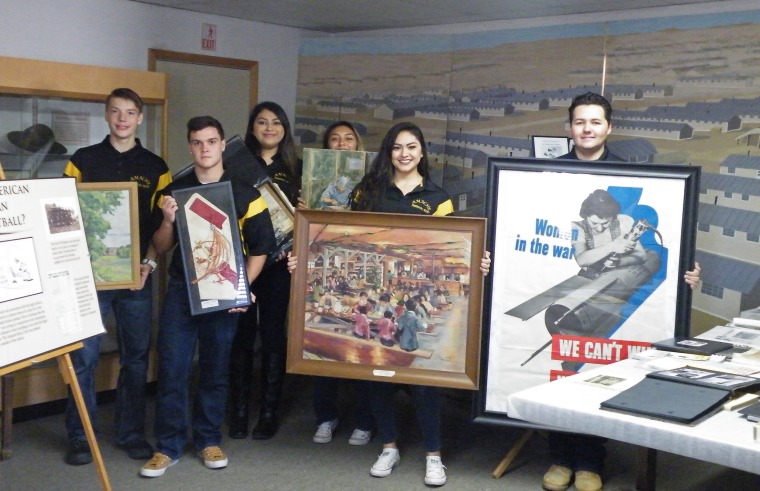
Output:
(294, 10), (760, 334)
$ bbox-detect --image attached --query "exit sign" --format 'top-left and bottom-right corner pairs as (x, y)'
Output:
(202, 23), (217, 51)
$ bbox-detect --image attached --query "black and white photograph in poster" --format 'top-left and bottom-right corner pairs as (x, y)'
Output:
(478, 158), (698, 422)
(0, 177), (104, 369)
(173, 181), (251, 316)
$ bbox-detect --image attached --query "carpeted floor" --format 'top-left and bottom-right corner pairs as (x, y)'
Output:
(2, 374), (758, 490)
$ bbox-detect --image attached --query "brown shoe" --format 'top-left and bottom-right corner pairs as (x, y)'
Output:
(542, 464), (573, 491)
(198, 446), (228, 469)
(574, 470), (602, 491)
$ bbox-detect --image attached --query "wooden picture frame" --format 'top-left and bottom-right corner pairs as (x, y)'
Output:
(287, 210), (486, 390)
(475, 156), (699, 426)
(76, 182), (140, 291)
(172, 181), (251, 315)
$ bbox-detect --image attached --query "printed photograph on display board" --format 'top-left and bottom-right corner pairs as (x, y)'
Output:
(76, 182), (140, 290)
(301, 149), (373, 210)
(287, 210), (485, 389)
(173, 181), (251, 315)
(475, 157), (699, 425)
(0, 236), (42, 303)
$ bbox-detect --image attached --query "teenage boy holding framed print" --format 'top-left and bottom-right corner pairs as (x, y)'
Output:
(62, 88), (172, 466)
(542, 92), (701, 491)
(140, 116), (275, 478)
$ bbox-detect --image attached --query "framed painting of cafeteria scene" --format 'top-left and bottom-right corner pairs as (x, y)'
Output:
(475, 157), (699, 426)
(287, 210), (486, 389)
(172, 181), (251, 315)
(76, 181), (140, 290)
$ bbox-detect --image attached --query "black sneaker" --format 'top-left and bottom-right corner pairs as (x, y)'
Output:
(119, 439), (154, 460)
(65, 439), (92, 465)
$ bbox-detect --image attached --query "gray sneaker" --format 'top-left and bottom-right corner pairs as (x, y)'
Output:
(313, 418), (339, 443)
(348, 429), (372, 445)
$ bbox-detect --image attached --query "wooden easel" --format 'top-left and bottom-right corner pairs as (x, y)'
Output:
(492, 429), (534, 478)
(0, 343), (112, 491)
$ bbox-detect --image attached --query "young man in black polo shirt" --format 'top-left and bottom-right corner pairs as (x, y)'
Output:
(140, 116), (275, 477)
(63, 88), (171, 465)
(543, 92), (700, 491)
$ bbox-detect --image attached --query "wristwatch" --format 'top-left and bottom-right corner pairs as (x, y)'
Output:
(142, 258), (158, 272)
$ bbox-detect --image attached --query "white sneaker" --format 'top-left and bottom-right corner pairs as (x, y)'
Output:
(313, 418), (339, 443)
(370, 448), (400, 477)
(425, 456), (447, 486)
(348, 429), (372, 446)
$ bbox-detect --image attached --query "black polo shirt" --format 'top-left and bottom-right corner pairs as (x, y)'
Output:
(64, 136), (171, 257)
(151, 169), (276, 280)
(354, 179), (454, 216)
(560, 146), (624, 162)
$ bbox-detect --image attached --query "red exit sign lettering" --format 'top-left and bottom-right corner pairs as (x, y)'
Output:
(202, 23), (217, 51)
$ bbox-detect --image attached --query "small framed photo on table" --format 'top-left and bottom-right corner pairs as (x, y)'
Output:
(173, 181), (251, 315)
(531, 135), (571, 159)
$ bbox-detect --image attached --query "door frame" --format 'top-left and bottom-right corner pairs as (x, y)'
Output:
(147, 48), (259, 159)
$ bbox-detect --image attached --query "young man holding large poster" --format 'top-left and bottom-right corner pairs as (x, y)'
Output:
(140, 116), (274, 477)
(542, 92), (701, 491)
(63, 88), (171, 465)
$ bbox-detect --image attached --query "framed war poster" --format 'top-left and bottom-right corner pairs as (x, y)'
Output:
(475, 157), (699, 426)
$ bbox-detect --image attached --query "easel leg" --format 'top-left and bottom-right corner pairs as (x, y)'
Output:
(1, 374), (14, 460)
(58, 353), (112, 491)
(635, 446), (657, 491)
(492, 429), (534, 479)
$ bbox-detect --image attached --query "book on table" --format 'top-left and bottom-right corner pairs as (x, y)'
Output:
(738, 400), (760, 422)
(651, 337), (733, 355)
(600, 367), (760, 424)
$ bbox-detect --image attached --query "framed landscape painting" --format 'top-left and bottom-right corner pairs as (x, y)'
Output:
(76, 181), (140, 290)
(287, 210), (486, 389)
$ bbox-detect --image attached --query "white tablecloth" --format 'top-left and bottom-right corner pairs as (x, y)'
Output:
(506, 358), (760, 474)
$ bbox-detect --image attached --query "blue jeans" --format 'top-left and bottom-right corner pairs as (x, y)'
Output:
(313, 377), (373, 430)
(65, 278), (153, 445)
(548, 432), (606, 473)
(154, 278), (238, 459)
(369, 382), (441, 453)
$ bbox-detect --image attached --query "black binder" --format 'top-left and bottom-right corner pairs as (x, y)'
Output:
(601, 367), (760, 424)
(651, 337), (733, 356)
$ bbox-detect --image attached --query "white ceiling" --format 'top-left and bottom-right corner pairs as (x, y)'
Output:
(131, 0), (723, 33)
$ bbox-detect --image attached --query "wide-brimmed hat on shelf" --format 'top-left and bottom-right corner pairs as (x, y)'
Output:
(7, 124), (67, 154)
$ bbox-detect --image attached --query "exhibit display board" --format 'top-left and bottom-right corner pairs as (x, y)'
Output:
(0, 177), (104, 368)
